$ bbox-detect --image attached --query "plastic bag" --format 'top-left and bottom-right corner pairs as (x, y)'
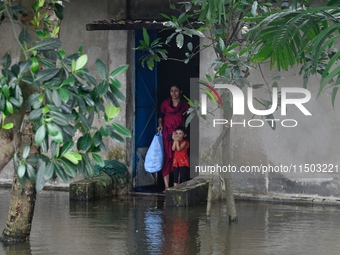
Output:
(144, 132), (164, 173)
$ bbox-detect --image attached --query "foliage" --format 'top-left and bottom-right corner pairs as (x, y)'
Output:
(246, 1), (340, 106)
(0, 1), (131, 191)
(135, 28), (169, 70)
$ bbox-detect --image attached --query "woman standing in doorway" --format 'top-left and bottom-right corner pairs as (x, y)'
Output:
(157, 84), (189, 192)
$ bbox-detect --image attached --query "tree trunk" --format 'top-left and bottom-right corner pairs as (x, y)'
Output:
(1, 118), (38, 243)
(206, 171), (213, 217)
(0, 172), (36, 242)
(222, 110), (238, 222)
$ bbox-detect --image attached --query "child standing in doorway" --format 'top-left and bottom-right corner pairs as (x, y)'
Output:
(172, 126), (190, 186)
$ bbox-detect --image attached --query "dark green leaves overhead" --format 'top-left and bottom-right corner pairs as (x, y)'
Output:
(247, 5), (340, 96)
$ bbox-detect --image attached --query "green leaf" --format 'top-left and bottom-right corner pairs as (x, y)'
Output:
(77, 134), (92, 152)
(27, 93), (41, 108)
(19, 28), (31, 45)
(75, 54), (88, 71)
(26, 164), (36, 183)
(22, 145), (30, 159)
(17, 164), (26, 178)
(2, 123), (14, 129)
(95, 59), (108, 79)
(47, 123), (63, 143)
(52, 90), (62, 107)
(100, 126), (110, 137)
(58, 88), (70, 104)
(92, 153), (104, 167)
(142, 27), (150, 46)
(185, 112), (195, 127)
(59, 158), (77, 178)
(29, 108), (42, 121)
(251, 1), (258, 17)
(50, 110), (74, 126)
(18, 60), (32, 77)
(35, 68), (59, 82)
(84, 157), (94, 178)
(110, 84), (125, 101)
(95, 80), (109, 98)
(76, 70), (97, 86)
(110, 131), (125, 143)
(26, 156), (39, 165)
(187, 42), (193, 51)
(2, 85), (9, 99)
(54, 3), (64, 20)
(60, 75), (75, 87)
(30, 38), (62, 51)
(9, 97), (22, 108)
(36, 160), (46, 192)
(50, 141), (59, 158)
(1, 52), (11, 69)
(54, 162), (68, 183)
(176, 34), (184, 49)
(44, 162), (55, 181)
(112, 122), (131, 137)
(105, 105), (120, 121)
(63, 152), (82, 164)
(110, 77), (122, 88)
(77, 113), (91, 132)
(93, 131), (102, 146)
(35, 125), (46, 145)
(0, 94), (5, 111)
(110, 65), (129, 77)
(6, 101), (13, 114)
(60, 141), (74, 156)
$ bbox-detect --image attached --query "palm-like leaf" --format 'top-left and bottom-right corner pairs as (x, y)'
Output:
(247, 5), (340, 97)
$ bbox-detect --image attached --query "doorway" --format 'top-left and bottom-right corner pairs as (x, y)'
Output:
(134, 29), (199, 192)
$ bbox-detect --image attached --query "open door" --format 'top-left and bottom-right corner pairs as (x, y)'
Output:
(134, 29), (199, 191)
(134, 30), (158, 188)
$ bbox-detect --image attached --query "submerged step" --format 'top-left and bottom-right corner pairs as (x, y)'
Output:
(70, 172), (113, 201)
(165, 178), (209, 207)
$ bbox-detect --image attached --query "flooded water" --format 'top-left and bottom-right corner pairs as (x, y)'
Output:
(1, 188), (340, 255)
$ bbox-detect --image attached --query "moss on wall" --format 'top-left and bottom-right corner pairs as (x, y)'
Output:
(107, 147), (126, 161)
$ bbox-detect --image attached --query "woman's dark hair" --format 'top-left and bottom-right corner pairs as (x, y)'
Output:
(175, 126), (187, 135)
(170, 83), (182, 92)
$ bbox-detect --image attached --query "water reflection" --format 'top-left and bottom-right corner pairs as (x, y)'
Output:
(1, 188), (340, 254)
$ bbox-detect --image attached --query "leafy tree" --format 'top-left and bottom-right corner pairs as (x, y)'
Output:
(0, 0), (130, 242)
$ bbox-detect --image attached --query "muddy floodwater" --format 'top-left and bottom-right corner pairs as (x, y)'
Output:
(1, 188), (340, 255)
